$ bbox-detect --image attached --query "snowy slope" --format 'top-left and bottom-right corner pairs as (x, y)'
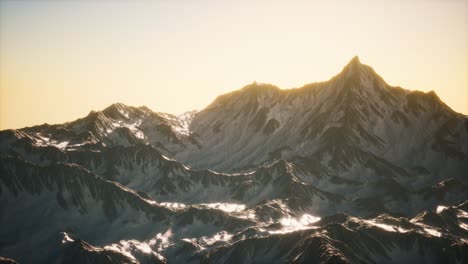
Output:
(0, 104), (197, 157)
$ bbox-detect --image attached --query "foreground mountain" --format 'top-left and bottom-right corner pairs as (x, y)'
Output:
(0, 57), (467, 263)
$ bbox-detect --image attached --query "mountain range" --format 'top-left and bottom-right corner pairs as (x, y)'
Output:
(1, 57), (467, 263)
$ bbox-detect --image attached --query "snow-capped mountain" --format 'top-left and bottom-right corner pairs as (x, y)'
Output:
(0, 103), (197, 156)
(179, 57), (467, 174)
(0, 57), (467, 263)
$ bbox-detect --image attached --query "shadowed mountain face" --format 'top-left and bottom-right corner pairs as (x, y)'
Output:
(0, 57), (467, 263)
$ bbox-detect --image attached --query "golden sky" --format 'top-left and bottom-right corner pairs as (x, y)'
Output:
(1, 0), (467, 129)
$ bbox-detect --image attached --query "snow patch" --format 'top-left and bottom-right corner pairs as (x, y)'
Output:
(423, 227), (441, 237)
(154, 229), (173, 251)
(201, 231), (233, 246)
(200, 203), (246, 213)
(269, 214), (320, 234)
(160, 202), (187, 209)
(364, 220), (409, 233)
(61, 232), (74, 244)
(436, 205), (448, 214)
(459, 222), (468, 231)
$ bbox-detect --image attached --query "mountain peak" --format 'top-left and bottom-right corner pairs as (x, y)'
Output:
(342, 56), (363, 74)
(242, 82), (279, 91)
(105, 102), (129, 111)
(101, 102), (135, 120)
(349, 55), (361, 65)
(239, 82), (280, 97)
(334, 56), (384, 87)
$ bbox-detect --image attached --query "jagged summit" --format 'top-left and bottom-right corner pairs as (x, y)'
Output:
(101, 102), (133, 118)
(106, 102), (129, 109)
(349, 55), (360, 64)
(223, 56), (383, 99)
(335, 55), (376, 81)
(343, 55), (363, 72)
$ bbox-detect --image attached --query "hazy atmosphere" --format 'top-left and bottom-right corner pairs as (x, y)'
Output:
(1, 0), (467, 129)
(2, 1), (468, 263)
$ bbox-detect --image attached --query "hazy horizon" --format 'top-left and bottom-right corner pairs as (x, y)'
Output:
(1, 0), (467, 130)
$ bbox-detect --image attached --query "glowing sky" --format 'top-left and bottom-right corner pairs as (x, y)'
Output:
(1, 0), (467, 129)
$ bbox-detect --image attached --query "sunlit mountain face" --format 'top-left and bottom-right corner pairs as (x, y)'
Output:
(1, 57), (467, 263)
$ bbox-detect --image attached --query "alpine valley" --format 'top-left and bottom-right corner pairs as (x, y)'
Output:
(1, 57), (467, 263)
